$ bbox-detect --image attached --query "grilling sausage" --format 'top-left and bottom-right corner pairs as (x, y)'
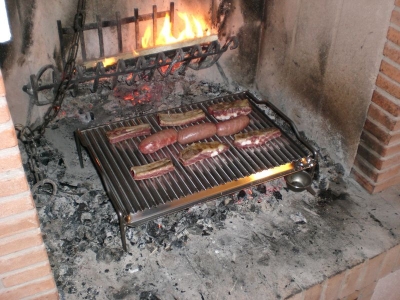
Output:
(177, 123), (217, 144)
(216, 115), (250, 137)
(138, 129), (178, 154)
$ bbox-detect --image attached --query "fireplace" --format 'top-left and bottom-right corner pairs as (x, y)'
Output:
(0, 0), (399, 299)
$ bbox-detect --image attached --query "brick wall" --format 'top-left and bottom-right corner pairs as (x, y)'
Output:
(352, 0), (400, 193)
(287, 243), (400, 300)
(0, 70), (58, 299)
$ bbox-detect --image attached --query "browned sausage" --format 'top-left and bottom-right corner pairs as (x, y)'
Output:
(177, 123), (217, 144)
(216, 115), (250, 136)
(138, 129), (178, 154)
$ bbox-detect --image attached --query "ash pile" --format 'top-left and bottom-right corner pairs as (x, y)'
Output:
(17, 75), (349, 298)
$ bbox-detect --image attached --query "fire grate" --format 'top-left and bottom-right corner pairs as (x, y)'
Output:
(75, 91), (317, 250)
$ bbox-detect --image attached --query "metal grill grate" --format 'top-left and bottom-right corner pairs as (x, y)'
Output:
(76, 91), (316, 249)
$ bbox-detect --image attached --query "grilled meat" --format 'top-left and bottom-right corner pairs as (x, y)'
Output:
(208, 99), (252, 121)
(216, 115), (250, 136)
(106, 124), (151, 144)
(179, 142), (229, 166)
(158, 109), (206, 127)
(130, 158), (175, 180)
(138, 129), (178, 154)
(177, 123), (217, 144)
(233, 128), (281, 148)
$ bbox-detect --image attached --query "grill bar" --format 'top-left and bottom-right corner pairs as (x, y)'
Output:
(76, 91), (317, 250)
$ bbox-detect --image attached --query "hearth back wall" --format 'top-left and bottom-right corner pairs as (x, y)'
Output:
(255, 0), (394, 174)
(1, 0), (258, 127)
(0, 70), (57, 299)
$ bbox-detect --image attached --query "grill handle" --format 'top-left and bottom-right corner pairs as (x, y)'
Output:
(248, 93), (318, 166)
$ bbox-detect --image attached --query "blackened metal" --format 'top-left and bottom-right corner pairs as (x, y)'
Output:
(134, 8), (140, 50)
(96, 15), (104, 58)
(75, 91), (317, 249)
(170, 2), (175, 36)
(57, 20), (65, 66)
(153, 5), (157, 47)
(116, 12), (123, 53)
(23, 37), (238, 99)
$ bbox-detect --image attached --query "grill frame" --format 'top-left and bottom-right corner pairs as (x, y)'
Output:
(75, 91), (317, 250)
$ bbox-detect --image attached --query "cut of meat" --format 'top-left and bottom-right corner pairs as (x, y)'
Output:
(177, 123), (217, 144)
(158, 109), (206, 126)
(106, 124), (151, 144)
(233, 128), (281, 148)
(179, 142), (229, 166)
(216, 115), (250, 136)
(130, 158), (175, 180)
(207, 99), (252, 121)
(138, 128), (178, 154)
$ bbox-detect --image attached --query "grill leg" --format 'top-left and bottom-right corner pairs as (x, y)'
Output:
(118, 214), (127, 251)
(74, 131), (84, 168)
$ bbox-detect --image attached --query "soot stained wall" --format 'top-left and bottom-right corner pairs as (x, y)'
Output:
(256, 0), (394, 173)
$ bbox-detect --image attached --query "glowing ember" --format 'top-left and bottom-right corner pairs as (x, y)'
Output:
(142, 12), (211, 49)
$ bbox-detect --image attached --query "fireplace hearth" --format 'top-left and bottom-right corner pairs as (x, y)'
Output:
(0, 0), (400, 299)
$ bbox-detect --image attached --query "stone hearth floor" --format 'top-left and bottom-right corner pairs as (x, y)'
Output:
(20, 80), (400, 300)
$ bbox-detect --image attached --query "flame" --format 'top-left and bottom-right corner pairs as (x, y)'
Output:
(142, 27), (152, 49)
(102, 57), (117, 67)
(142, 12), (210, 48)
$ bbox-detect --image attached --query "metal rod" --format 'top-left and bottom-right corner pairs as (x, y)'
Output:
(75, 131), (84, 168)
(80, 27), (87, 61)
(134, 8), (140, 50)
(97, 15), (105, 57)
(170, 2), (175, 36)
(116, 12), (123, 53)
(153, 5), (157, 47)
(57, 20), (66, 67)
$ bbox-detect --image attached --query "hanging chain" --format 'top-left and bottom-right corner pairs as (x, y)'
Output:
(34, 0), (86, 137)
(16, 0), (86, 193)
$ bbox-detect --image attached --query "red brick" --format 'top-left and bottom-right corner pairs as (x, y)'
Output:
(379, 245), (400, 278)
(0, 193), (35, 219)
(380, 60), (400, 85)
(0, 276), (56, 300)
(0, 230), (43, 256)
(285, 291), (304, 300)
(0, 174), (29, 197)
(367, 102), (400, 131)
(360, 131), (400, 157)
(373, 176), (400, 193)
(0, 246), (49, 273)
(351, 167), (400, 193)
(393, 244), (400, 272)
(0, 209), (40, 239)
(360, 253), (386, 289)
(1, 262), (52, 287)
(351, 168), (376, 194)
(363, 118), (400, 145)
(323, 271), (346, 300)
(303, 283), (322, 300)
(27, 289), (59, 300)
(391, 10), (400, 28)
(353, 156), (400, 183)
(0, 151), (22, 172)
(339, 263), (366, 298)
(0, 126), (18, 150)
(357, 142), (400, 170)
(344, 290), (360, 300)
(387, 26), (400, 47)
(371, 90), (400, 117)
(0, 100), (10, 124)
(384, 42), (400, 66)
(358, 281), (377, 300)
